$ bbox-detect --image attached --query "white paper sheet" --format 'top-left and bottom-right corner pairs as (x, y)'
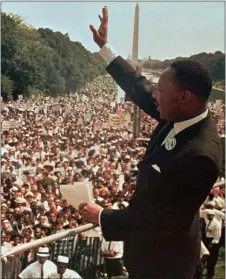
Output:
(60, 181), (94, 209)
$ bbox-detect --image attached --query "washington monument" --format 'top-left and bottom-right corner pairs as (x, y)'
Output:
(132, 3), (139, 67)
(131, 3), (141, 137)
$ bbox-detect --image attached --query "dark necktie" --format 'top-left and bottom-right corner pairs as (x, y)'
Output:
(41, 264), (44, 279)
(60, 275), (63, 279)
(145, 121), (174, 158)
(205, 219), (212, 234)
(108, 241), (112, 251)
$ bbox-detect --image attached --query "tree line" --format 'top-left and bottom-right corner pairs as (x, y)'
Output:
(2, 12), (225, 101)
(1, 12), (106, 101)
(142, 51), (225, 88)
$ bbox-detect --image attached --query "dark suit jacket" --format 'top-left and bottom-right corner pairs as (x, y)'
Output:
(100, 56), (222, 279)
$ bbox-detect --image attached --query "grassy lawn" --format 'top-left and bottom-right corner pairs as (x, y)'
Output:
(214, 247), (225, 279)
(215, 263), (225, 279)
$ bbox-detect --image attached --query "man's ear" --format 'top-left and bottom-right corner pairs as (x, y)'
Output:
(179, 90), (192, 104)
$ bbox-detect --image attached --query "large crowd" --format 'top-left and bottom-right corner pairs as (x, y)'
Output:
(1, 74), (225, 278)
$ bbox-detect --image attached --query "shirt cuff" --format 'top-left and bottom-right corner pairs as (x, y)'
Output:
(98, 43), (119, 65)
(212, 239), (219, 244)
(98, 208), (104, 232)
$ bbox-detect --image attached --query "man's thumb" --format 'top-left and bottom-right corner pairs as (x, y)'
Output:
(89, 25), (98, 36)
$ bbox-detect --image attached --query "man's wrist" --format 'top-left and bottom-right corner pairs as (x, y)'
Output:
(98, 43), (119, 65)
(98, 41), (108, 49)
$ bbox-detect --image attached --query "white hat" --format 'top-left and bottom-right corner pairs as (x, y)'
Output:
(25, 192), (34, 198)
(10, 186), (19, 194)
(206, 209), (215, 215)
(44, 162), (54, 168)
(54, 168), (61, 173)
(37, 247), (50, 257)
(57, 255), (69, 265)
(125, 155), (130, 159)
(15, 197), (26, 204)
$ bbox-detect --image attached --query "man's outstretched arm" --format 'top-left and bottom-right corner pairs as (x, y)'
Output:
(90, 6), (160, 121)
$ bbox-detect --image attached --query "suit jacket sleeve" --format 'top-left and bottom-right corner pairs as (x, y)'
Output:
(106, 56), (161, 121)
(100, 155), (219, 241)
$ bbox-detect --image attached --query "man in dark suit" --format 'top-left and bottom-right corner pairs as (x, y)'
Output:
(79, 7), (222, 279)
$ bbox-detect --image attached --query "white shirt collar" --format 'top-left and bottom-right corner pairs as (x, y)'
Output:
(174, 109), (208, 135)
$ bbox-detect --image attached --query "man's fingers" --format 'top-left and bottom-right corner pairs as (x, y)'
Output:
(89, 25), (99, 36)
(98, 15), (103, 22)
(102, 6), (108, 23)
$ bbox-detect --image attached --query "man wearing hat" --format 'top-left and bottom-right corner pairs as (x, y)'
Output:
(25, 191), (34, 206)
(200, 201), (225, 226)
(19, 246), (56, 278)
(202, 209), (222, 279)
(15, 197), (28, 213)
(48, 255), (82, 279)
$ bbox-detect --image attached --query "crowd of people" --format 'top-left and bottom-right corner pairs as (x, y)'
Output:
(1, 74), (225, 278)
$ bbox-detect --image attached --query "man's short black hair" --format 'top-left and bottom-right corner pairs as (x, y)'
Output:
(170, 60), (212, 99)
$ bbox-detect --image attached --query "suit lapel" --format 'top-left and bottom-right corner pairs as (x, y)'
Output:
(142, 121), (174, 162)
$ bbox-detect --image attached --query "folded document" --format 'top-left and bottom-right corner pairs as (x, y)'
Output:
(60, 181), (93, 209)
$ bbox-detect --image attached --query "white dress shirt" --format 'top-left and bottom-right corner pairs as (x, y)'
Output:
(48, 268), (82, 279)
(162, 109), (208, 146)
(19, 260), (57, 279)
(101, 239), (124, 259)
(204, 218), (222, 244)
(99, 44), (119, 65)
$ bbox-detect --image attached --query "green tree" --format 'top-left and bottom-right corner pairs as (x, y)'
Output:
(1, 74), (14, 100)
(1, 12), (106, 99)
(143, 50), (225, 83)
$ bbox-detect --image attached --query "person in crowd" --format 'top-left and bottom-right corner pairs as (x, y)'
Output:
(19, 246), (57, 279)
(48, 255), (82, 279)
(100, 238), (124, 279)
(2, 218), (14, 234)
(52, 220), (65, 234)
(34, 226), (43, 240)
(202, 210), (222, 279)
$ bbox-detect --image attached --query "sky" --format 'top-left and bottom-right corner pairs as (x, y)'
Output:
(1, 1), (225, 60)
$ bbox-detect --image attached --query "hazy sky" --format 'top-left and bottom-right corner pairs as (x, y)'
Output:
(2, 2), (224, 60)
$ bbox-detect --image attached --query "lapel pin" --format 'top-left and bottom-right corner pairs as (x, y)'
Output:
(165, 136), (177, 151)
